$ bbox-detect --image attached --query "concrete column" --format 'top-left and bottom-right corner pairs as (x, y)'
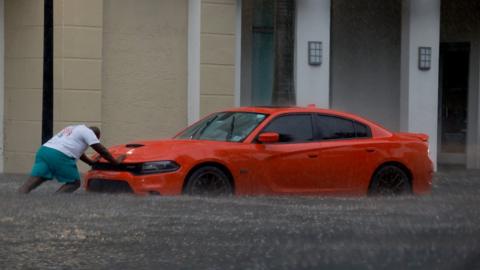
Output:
(472, 16), (480, 169)
(234, 0), (242, 106)
(473, 41), (480, 169)
(0, 0), (4, 172)
(466, 41), (480, 169)
(400, 0), (440, 168)
(188, 0), (201, 124)
(295, 0), (330, 108)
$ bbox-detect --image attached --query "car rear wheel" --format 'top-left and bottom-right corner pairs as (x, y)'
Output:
(184, 166), (233, 196)
(368, 165), (412, 196)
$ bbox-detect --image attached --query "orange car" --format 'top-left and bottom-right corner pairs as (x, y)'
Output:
(85, 106), (433, 196)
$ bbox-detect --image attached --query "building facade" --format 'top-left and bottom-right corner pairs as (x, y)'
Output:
(1, 0), (479, 173)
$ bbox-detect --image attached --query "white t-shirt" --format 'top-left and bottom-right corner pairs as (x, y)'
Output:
(44, 125), (100, 159)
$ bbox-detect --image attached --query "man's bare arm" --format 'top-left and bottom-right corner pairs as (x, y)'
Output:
(90, 143), (125, 165)
(80, 153), (94, 166)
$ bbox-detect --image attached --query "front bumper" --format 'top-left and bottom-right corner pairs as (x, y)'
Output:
(84, 170), (186, 195)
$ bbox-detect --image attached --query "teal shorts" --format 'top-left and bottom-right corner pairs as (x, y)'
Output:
(30, 146), (80, 183)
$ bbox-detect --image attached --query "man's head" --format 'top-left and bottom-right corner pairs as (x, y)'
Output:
(89, 126), (101, 139)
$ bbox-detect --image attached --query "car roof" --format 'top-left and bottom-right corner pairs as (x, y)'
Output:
(225, 106), (363, 120)
(223, 106), (392, 137)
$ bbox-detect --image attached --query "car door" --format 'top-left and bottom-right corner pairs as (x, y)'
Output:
(312, 114), (374, 193)
(255, 113), (323, 194)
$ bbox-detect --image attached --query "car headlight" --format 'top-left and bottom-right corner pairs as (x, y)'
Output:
(141, 161), (180, 174)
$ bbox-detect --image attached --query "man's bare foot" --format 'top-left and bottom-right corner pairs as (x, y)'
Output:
(18, 177), (47, 194)
(55, 180), (81, 193)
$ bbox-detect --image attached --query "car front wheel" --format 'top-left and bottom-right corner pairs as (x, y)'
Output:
(184, 166), (233, 196)
(368, 165), (412, 196)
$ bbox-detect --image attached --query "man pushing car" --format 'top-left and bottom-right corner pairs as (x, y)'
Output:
(18, 125), (125, 194)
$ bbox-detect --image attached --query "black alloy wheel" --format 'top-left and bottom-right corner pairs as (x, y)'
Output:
(184, 166), (233, 196)
(368, 165), (412, 196)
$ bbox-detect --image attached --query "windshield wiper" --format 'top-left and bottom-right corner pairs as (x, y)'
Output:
(191, 115), (218, 139)
(226, 116), (236, 141)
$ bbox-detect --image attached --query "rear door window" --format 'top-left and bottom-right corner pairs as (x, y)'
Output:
(353, 121), (371, 138)
(315, 114), (369, 140)
(262, 114), (314, 143)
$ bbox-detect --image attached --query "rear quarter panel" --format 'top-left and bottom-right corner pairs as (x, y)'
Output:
(367, 136), (433, 194)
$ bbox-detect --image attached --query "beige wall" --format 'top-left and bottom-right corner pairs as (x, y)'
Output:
(4, 0), (188, 173)
(5, 0), (45, 173)
(3, 0), (235, 173)
(101, 0), (188, 146)
(5, 0), (104, 173)
(56, 0), (104, 173)
(199, 0), (236, 116)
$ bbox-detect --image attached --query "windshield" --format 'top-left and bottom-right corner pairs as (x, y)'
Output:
(176, 112), (267, 142)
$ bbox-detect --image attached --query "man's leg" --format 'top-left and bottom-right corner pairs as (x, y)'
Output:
(18, 176), (48, 194)
(55, 180), (81, 193)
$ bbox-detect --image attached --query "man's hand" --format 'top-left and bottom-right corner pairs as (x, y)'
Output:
(91, 143), (124, 165)
(92, 155), (101, 163)
(116, 154), (127, 164)
(91, 154), (126, 164)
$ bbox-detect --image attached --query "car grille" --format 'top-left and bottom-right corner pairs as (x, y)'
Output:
(87, 179), (133, 193)
(91, 162), (142, 175)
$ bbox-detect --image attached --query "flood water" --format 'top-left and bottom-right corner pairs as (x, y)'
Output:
(1, 167), (479, 270)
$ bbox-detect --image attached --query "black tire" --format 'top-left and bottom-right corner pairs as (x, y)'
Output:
(368, 165), (412, 196)
(184, 166), (233, 196)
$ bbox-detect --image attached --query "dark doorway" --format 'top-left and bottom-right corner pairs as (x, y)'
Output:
(438, 43), (470, 164)
(241, 0), (295, 106)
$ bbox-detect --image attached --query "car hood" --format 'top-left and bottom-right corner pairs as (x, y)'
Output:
(97, 139), (211, 163)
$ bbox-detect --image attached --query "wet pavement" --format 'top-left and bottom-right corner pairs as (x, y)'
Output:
(1, 166), (479, 270)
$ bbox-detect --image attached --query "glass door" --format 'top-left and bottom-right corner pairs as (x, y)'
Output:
(438, 43), (469, 164)
(251, 0), (274, 105)
(241, 0), (295, 106)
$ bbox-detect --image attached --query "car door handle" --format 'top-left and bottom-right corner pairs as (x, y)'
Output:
(366, 148), (376, 153)
(308, 154), (319, 158)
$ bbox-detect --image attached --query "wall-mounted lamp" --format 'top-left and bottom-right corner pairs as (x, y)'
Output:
(308, 41), (322, 66)
(418, 47), (432, 71)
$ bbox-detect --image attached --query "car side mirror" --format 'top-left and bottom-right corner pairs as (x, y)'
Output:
(258, 132), (280, 143)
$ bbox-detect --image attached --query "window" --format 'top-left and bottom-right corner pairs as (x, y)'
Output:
(314, 114), (372, 140)
(353, 121), (371, 138)
(176, 112), (267, 142)
(315, 115), (355, 140)
(241, 0), (295, 106)
(262, 114), (313, 143)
